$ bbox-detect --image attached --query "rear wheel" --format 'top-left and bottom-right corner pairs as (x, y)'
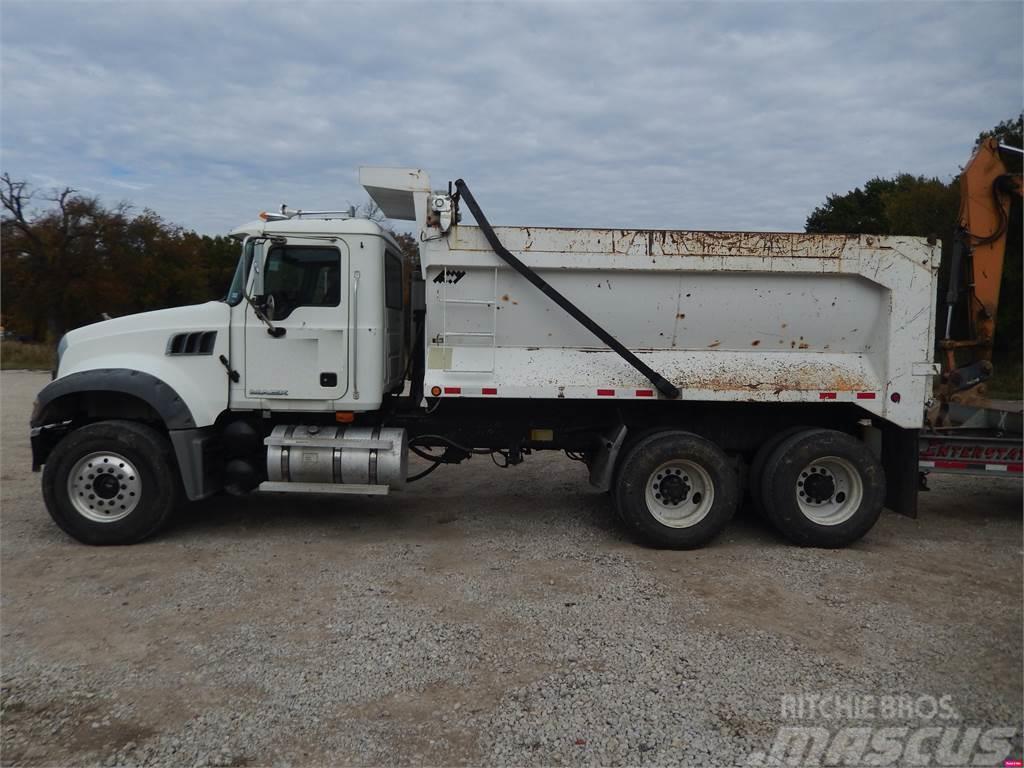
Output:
(614, 431), (738, 549)
(42, 420), (179, 545)
(747, 425), (811, 516)
(760, 429), (885, 548)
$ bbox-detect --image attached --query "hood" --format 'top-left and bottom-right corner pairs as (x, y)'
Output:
(64, 301), (230, 347)
(58, 300), (231, 379)
(42, 299), (233, 432)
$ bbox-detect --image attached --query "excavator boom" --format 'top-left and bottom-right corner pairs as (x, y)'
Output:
(923, 136), (1023, 484)
(942, 137), (1022, 376)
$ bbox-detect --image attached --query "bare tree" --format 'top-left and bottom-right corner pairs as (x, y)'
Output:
(357, 199), (386, 223)
(0, 176), (101, 339)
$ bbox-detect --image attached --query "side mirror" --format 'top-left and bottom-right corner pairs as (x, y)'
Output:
(252, 294), (286, 336)
(251, 294), (273, 320)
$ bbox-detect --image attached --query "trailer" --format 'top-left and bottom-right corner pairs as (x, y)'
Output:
(31, 168), (939, 549)
(919, 401), (1022, 478)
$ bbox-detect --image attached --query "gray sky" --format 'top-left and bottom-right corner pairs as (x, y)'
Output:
(2, 1), (1022, 235)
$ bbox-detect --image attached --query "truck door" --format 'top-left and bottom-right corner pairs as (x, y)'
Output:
(245, 239), (349, 402)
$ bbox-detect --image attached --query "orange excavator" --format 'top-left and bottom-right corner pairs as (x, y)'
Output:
(940, 137), (1022, 388)
(921, 137), (1022, 480)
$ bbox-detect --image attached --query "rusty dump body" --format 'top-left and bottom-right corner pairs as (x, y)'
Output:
(421, 222), (941, 431)
(353, 166), (946, 522)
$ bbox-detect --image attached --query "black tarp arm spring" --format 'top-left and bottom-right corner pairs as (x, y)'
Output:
(453, 179), (681, 400)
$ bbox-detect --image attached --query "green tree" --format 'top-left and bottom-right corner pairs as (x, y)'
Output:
(805, 176), (928, 234)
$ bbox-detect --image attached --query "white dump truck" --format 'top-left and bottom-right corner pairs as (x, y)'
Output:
(31, 168), (940, 548)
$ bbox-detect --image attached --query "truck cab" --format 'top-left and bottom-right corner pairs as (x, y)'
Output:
(31, 201), (420, 544)
(225, 216), (410, 413)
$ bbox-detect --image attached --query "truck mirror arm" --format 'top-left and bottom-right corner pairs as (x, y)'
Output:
(245, 293), (286, 338)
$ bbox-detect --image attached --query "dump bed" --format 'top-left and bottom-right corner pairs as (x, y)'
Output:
(418, 225), (940, 429)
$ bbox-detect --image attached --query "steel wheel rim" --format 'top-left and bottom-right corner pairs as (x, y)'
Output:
(67, 451), (141, 523)
(645, 459), (715, 528)
(795, 455), (862, 525)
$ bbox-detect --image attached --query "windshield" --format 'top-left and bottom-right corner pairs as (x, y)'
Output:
(224, 239), (255, 306)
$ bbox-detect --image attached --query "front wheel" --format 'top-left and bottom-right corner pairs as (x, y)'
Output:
(42, 420), (180, 545)
(614, 431), (738, 549)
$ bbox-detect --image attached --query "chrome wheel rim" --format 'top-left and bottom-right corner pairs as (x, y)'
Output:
(67, 452), (141, 523)
(645, 459), (715, 528)
(795, 455), (862, 525)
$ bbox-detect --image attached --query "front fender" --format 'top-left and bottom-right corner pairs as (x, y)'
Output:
(31, 368), (196, 429)
(30, 370), (224, 500)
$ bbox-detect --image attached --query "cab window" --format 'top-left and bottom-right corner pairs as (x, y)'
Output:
(263, 245), (340, 320)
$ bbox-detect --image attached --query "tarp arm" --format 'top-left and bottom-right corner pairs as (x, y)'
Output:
(454, 179), (681, 400)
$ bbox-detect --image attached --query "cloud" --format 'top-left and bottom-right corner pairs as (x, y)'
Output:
(2, 1), (1021, 235)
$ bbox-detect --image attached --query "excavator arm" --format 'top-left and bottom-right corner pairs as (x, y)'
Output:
(940, 138), (1022, 387)
(921, 137), (1023, 488)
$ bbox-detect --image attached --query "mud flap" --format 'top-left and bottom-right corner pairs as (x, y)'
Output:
(588, 424), (628, 492)
(169, 427), (222, 501)
(881, 424), (919, 517)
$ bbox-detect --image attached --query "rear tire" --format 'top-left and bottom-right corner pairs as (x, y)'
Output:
(614, 431), (738, 549)
(42, 420), (179, 545)
(747, 425), (811, 517)
(761, 429), (885, 548)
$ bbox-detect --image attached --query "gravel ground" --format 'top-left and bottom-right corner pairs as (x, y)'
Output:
(1, 370), (1021, 767)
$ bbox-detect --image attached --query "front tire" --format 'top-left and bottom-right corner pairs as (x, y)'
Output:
(760, 429), (885, 548)
(614, 431), (738, 549)
(42, 420), (179, 545)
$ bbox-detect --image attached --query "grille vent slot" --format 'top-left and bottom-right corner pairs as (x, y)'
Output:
(166, 331), (217, 356)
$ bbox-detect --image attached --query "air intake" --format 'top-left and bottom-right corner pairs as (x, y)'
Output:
(166, 331), (217, 356)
